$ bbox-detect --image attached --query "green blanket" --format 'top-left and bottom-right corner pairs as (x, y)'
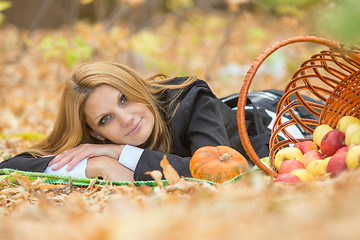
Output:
(0, 157), (270, 187)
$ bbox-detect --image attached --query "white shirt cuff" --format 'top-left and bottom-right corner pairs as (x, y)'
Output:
(118, 145), (144, 171)
(44, 157), (89, 179)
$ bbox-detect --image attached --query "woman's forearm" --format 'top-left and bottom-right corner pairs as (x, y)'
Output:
(86, 156), (134, 181)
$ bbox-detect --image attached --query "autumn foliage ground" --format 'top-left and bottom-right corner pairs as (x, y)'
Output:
(0, 9), (359, 239)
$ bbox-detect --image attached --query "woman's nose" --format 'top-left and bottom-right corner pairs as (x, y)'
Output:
(117, 110), (134, 127)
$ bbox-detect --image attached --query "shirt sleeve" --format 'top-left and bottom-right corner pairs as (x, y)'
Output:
(43, 158), (89, 179)
(118, 145), (144, 171)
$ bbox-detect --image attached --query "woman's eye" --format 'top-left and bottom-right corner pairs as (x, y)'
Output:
(119, 94), (128, 105)
(99, 114), (111, 126)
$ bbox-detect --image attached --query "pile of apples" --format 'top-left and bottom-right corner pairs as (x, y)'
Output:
(274, 115), (360, 183)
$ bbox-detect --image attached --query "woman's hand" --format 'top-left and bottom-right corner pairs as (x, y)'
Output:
(49, 144), (125, 171)
(86, 156), (134, 181)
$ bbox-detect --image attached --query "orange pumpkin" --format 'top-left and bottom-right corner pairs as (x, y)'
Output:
(189, 146), (249, 183)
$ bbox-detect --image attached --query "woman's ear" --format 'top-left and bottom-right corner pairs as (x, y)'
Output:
(89, 131), (106, 141)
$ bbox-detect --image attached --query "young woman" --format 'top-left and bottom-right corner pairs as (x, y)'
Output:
(0, 62), (310, 181)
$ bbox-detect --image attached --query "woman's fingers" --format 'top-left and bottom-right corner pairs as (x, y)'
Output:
(64, 150), (94, 171)
(48, 150), (69, 166)
(51, 147), (87, 170)
(51, 156), (74, 170)
(48, 158), (58, 167)
(65, 156), (86, 171)
(49, 144), (125, 171)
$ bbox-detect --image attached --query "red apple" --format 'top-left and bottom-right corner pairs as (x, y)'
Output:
(320, 130), (346, 157)
(274, 173), (301, 183)
(300, 150), (324, 166)
(313, 124), (333, 147)
(294, 140), (318, 154)
(326, 149), (349, 178)
(274, 147), (303, 170)
(334, 146), (349, 155)
(279, 160), (305, 174)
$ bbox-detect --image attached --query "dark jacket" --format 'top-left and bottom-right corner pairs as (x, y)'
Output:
(0, 77), (273, 181)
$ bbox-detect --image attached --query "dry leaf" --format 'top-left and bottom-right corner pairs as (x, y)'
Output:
(136, 185), (153, 195)
(31, 177), (59, 190)
(165, 178), (194, 194)
(0, 187), (21, 195)
(87, 178), (98, 191)
(10, 172), (34, 191)
(0, 176), (11, 187)
(145, 170), (163, 188)
(160, 155), (180, 185)
(61, 177), (73, 194)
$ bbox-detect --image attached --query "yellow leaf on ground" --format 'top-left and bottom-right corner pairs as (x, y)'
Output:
(160, 155), (180, 185)
(10, 172), (33, 191)
(145, 170), (163, 188)
(31, 178), (59, 189)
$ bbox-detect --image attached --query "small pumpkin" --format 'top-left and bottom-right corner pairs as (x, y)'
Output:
(189, 146), (249, 183)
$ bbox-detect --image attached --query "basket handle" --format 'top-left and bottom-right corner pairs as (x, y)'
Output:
(237, 36), (341, 177)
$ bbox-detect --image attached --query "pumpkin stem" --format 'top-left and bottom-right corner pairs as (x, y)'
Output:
(219, 153), (231, 162)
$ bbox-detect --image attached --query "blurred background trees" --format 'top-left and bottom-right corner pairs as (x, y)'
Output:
(1, 0), (359, 78)
(3, 0), (359, 41)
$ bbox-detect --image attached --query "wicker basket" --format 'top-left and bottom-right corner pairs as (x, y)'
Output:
(237, 36), (360, 177)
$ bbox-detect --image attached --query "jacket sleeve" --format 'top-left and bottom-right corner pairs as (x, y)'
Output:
(134, 82), (238, 181)
(0, 152), (54, 172)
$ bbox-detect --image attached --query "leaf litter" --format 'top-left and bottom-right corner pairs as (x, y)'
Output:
(0, 154), (359, 239)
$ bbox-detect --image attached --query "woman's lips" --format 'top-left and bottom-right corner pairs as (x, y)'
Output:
(126, 119), (142, 136)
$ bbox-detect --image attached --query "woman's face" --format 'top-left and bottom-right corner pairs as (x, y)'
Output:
(84, 84), (155, 146)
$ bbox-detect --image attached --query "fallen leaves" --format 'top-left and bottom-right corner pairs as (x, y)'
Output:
(145, 155), (218, 197)
(0, 160), (359, 239)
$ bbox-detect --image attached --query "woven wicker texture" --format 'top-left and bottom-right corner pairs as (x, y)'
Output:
(237, 36), (360, 177)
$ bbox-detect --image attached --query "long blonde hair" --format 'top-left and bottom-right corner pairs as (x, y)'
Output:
(29, 62), (196, 156)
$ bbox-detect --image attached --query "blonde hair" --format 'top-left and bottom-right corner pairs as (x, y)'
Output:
(29, 62), (196, 156)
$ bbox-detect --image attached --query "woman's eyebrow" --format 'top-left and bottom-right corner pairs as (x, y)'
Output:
(93, 92), (122, 122)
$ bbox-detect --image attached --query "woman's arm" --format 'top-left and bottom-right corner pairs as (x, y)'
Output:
(48, 144), (125, 171)
(0, 152), (134, 181)
(86, 156), (134, 181)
